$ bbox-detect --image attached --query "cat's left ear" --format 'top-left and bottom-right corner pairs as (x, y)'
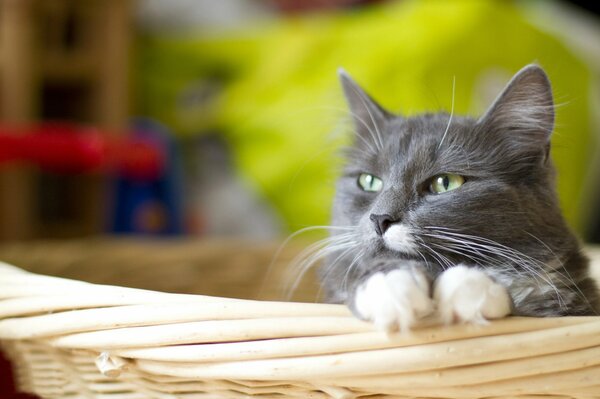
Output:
(338, 69), (391, 146)
(478, 65), (554, 155)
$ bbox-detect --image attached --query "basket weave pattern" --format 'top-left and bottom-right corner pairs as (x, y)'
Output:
(1, 242), (600, 399)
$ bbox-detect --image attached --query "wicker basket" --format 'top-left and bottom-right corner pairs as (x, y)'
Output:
(1, 239), (600, 399)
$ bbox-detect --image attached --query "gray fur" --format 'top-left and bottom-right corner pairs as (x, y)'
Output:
(320, 65), (600, 317)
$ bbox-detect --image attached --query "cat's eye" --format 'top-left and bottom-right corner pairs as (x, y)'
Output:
(358, 173), (383, 192)
(429, 174), (465, 194)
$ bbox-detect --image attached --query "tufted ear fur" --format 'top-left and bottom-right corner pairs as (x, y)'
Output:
(338, 69), (391, 148)
(477, 64), (555, 160)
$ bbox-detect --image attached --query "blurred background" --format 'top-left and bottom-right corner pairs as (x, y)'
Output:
(0, 0), (598, 277)
(0, 0), (599, 394)
(0, 0), (599, 246)
(0, 0), (598, 243)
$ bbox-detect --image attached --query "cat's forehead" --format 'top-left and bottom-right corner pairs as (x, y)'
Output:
(390, 113), (469, 140)
(385, 114), (475, 155)
(346, 113), (479, 175)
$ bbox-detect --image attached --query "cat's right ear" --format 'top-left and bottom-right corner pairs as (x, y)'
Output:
(338, 69), (390, 146)
(476, 65), (554, 153)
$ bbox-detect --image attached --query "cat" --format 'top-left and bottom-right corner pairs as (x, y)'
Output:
(319, 64), (600, 331)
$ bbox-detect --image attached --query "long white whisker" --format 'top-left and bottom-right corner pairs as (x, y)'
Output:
(278, 225), (359, 300)
(524, 231), (595, 313)
(342, 249), (366, 293)
(426, 237), (543, 288)
(415, 236), (453, 270)
(423, 232), (548, 281)
(437, 75), (456, 150)
(422, 228), (567, 310)
(414, 248), (431, 270)
(284, 239), (357, 300)
(315, 246), (356, 301)
(265, 224), (355, 279)
(428, 241), (488, 267)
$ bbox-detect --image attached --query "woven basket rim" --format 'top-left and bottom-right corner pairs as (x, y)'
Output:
(1, 250), (600, 398)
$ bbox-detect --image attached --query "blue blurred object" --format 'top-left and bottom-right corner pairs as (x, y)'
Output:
(110, 119), (185, 235)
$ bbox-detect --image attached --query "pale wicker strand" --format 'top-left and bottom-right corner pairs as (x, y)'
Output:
(131, 319), (600, 380)
(0, 302), (351, 339)
(322, 345), (600, 387)
(363, 365), (600, 398)
(0, 295), (345, 319)
(112, 317), (590, 362)
(46, 317), (372, 349)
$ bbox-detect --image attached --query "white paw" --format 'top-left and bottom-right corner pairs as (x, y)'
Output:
(354, 269), (433, 332)
(434, 265), (511, 324)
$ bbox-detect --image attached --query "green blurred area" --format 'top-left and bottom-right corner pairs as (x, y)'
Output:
(136, 0), (594, 234)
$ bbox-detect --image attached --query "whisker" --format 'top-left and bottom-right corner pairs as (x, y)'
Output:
(414, 236), (453, 270)
(524, 231), (596, 313)
(341, 249), (366, 294)
(414, 248), (431, 271)
(266, 225), (355, 276)
(421, 228), (567, 310)
(284, 239), (357, 300)
(425, 236), (546, 290)
(437, 75), (456, 150)
(278, 225), (359, 300)
(315, 246), (356, 302)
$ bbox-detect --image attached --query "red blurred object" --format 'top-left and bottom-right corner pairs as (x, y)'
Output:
(0, 123), (164, 180)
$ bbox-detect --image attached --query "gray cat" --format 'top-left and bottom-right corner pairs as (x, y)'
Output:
(319, 64), (599, 331)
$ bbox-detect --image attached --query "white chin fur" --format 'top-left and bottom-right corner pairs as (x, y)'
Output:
(383, 224), (416, 254)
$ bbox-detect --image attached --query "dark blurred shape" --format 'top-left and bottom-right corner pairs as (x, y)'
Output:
(591, 225), (600, 243)
(0, 350), (39, 399)
(563, 0), (600, 16)
(42, 83), (94, 122)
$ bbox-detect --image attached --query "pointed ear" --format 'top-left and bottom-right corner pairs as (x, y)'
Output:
(338, 69), (390, 147)
(478, 65), (555, 147)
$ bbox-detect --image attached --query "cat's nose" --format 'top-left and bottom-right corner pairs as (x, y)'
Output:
(370, 213), (396, 236)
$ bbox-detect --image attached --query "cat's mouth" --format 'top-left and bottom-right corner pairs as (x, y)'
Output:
(382, 223), (418, 256)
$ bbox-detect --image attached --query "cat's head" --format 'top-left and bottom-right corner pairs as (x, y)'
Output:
(331, 65), (572, 274)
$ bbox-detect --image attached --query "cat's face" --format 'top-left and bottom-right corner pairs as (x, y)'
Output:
(331, 66), (570, 279)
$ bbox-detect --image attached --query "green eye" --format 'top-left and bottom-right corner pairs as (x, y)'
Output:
(358, 173), (383, 192)
(429, 174), (465, 194)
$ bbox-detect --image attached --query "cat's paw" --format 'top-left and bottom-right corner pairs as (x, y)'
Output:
(354, 269), (433, 332)
(434, 265), (511, 324)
